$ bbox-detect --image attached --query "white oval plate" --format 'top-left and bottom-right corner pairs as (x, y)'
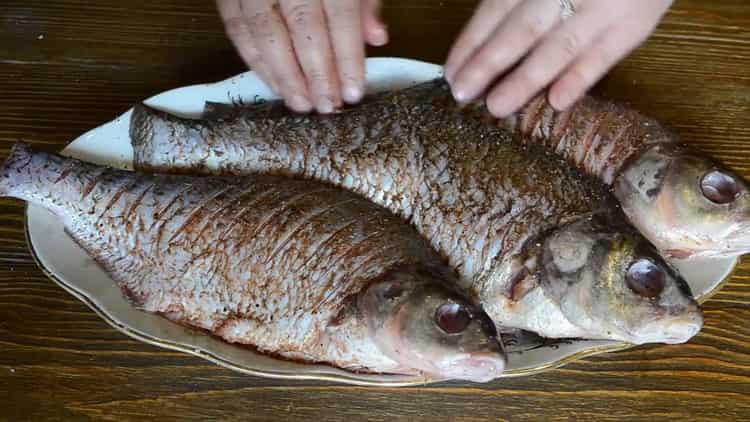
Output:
(25, 57), (737, 385)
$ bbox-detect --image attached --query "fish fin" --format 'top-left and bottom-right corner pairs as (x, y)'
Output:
(203, 101), (242, 120)
(509, 270), (539, 302)
(117, 282), (149, 310)
(129, 103), (158, 152)
(130, 104), (185, 173)
(63, 225), (150, 309)
(499, 329), (575, 353)
(328, 294), (359, 327)
(201, 99), (285, 120)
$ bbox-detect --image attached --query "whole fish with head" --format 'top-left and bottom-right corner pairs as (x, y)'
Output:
(2, 143), (504, 381)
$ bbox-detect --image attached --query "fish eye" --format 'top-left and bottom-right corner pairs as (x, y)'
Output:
(435, 303), (472, 334)
(700, 170), (740, 204)
(626, 259), (666, 298)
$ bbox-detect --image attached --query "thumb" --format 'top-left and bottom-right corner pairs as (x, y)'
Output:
(361, 0), (388, 46)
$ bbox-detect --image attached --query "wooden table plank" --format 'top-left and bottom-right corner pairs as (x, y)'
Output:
(0, 0), (748, 420)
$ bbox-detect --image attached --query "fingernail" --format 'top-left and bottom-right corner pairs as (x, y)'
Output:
(343, 84), (363, 103)
(371, 27), (388, 46)
(549, 90), (572, 111)
(451, 85), (471, 103)
(288, 95), (312, 113)
(487, 100), (512, 119)
(316, 96), (335, 113)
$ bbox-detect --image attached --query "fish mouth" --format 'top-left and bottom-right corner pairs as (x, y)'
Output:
(625, 312), (704, 345)
(636, 179), (750, 259)
(708, 226), (750, 257)
(657, 218), (750, 259)
(663, 248), (699, 260)
(436, 351), (506, 382)
(664, 237), (750, 259)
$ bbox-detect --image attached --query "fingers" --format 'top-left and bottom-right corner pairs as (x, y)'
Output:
(361, 0), (387, 46)
(485, 7), (608, 117)
(222, 0), (377, 111)
(324, 0), (366, 103)
(549, 1), (672, 110)
(444, 0), (520, 83)
(548, 24), (651, 110)
(452, 0), (671, 117)
(281, 0), (341, 112)
(217, 0), (279, 93)
(450, 0), (561, 103)
(241, 0), (313, 112)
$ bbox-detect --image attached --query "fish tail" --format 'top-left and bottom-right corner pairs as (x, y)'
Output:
(0, 142), (100, 217)
(130, 103), (170, 173)
(130, 103), (211, 174)
(0, 142), (34, 199)
(129, 104), (154, 153)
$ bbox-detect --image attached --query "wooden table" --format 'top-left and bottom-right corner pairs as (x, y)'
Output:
(1, 1), (748, 420)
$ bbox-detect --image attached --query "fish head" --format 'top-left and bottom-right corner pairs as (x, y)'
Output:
(358, 269), (505, 382)
(616, 144), (750, 258)
(540, 216), (703, 344)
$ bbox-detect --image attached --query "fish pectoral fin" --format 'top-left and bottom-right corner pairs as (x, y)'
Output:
(62, 225), (152, 304)
(508, 267), (539, 302)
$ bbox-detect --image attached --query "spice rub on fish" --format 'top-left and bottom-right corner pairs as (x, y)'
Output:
(199, 79), (750, 259)
(466, 83), (750, 259)
(1, 143), (504, 382)
(130, 92), (703, 345)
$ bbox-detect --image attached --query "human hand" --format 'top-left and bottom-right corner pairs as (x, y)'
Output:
(444, 0), (673, 117)
(216, 0), (388, 113)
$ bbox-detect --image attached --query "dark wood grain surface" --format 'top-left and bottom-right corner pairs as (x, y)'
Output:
(1, 1), (748, 420)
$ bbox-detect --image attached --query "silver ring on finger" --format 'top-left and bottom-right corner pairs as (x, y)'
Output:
(558, 0), (576, 20)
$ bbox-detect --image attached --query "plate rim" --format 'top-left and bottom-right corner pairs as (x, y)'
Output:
(21, 57), (741, 384)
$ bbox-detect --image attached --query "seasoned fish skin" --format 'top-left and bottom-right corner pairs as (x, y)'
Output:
(2, 144), (504, 379)
(131, 87), (610, 287)
(485, 87), (750, 259)
(130, 87), (704, 345)
(193, 79), (750, 259)
(492, 92), (672, 186)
